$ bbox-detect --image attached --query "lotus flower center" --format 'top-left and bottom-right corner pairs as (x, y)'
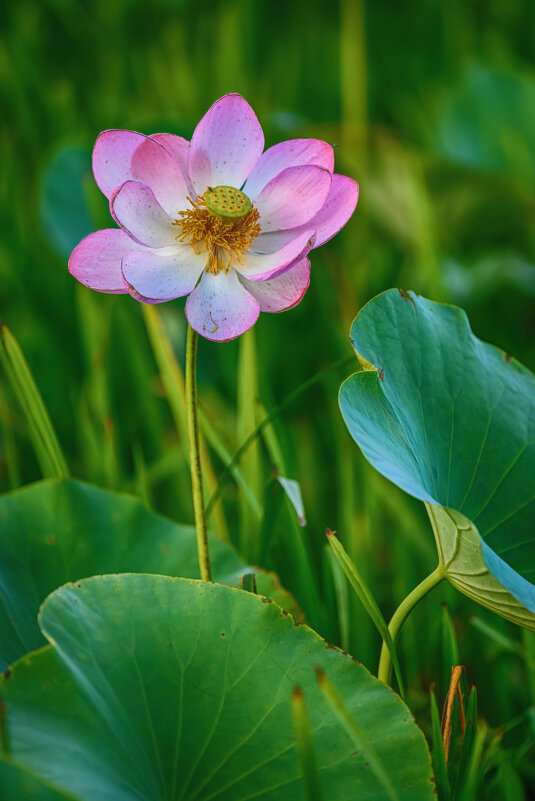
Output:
(204, 185), (252, 222)
(173, 186), (261, 276)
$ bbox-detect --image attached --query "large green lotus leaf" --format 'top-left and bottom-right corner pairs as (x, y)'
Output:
(339, 289), (535, 626)
(0, 759), (76, 800)
(1, 575), (435, 800)
(0, 479), (300, 671)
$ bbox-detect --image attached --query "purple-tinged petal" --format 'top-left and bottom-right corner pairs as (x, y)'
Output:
(238, 257), (310, 313)
(255, 165), (331, 232)
(237, 229), (315, 281)
(92, 130), (189, 215)
(110, 181), (177, 248)
(188, 94), (264, 195)
(122, 245), (205, 301)
(247, 230), (296, 253)
(127, 287), (170, 305)
(150, 132), (189, 172)
(253, 174), (359, 251)
(244, 139), (334, 199)
(68, 228), (144, 293)
(185, 268), (260, 342)
(150, 133), (194, 195)
(305, 174), (359, 246)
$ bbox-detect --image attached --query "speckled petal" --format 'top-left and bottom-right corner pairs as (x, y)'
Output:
(253, 174), (359, 251)
(238, 257), (310, 313)
(151, 133), (194, 195)
(254, 165), (331, 232)
(185, 269), (260, 342)
(122, 245), (205, 301)
(68, 228), (144, 293)
(92, 130), (189, 215)
(304, 174), (359, 246)
(237, 229), (315, 281)
(244, 139), (334, 199)
(188, 94), (264, 195)
(110, 181), (177, 248)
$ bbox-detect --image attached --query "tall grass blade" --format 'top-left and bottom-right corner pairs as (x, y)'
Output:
(442, 666), (465, 766)
(0, 417), (21, 489)
(470, 617), (523, 656)
(205, 356), (353, 516)
(76, 289), (119, 487)
(277, 476), (306, 526)
(0, 323), (69, 479)
(430, 688), (451, 801)
(200, 411), (261, 521)
(327, 545), (350, 651)
(142, 305), (228, 540)
(441, 604), (460, 693)
(522, 630), (535, 708)
(259, 477), (323, 628)
(326, 530), (405, 697)
(256, 399), (287, 475)
(455, 722), (487, 801)
(452, 686), (478, 801)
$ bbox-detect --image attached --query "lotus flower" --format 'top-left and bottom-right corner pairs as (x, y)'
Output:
(69, 94), (358, 342)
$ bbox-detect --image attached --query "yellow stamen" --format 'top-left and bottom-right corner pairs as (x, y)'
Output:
(174, 194), (261, 275)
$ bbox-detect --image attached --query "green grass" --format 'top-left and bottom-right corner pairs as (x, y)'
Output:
(1, 0), (535, 795)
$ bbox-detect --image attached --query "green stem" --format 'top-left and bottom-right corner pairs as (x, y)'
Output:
(185, 325), (212, 582)
(378, 565), (444, 685)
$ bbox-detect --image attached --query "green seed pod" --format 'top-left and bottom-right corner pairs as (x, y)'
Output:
(204, 185), (252, 222)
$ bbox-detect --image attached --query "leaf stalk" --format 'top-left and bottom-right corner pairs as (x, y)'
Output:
(378, 565), (445, 685)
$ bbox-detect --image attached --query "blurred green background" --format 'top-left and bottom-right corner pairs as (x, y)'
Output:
(1, 0), (535, 794)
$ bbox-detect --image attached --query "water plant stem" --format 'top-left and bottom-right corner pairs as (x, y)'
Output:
(185, 325), (212, 582)
(378, 566), (444, 685)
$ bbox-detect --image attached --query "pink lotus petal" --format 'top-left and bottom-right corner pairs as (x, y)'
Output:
(93, 130), (189, 215)
(150, 133), (194, 195)
(253, 174), (359, 251)
(110, 181), (177, 248)
(188, 94), (264, 195)
(306, 174), (359, 246)
(247, 230), (297, 253)
(244, 139), (334, 199)
(127, 287), (169, 305)
(238, 257), (310, 313)
(238, 229), (315, 281)
(185, 269), (260, 342)
(68, 228), (145, 293)
(122, 245), (205, 301)
(255, 165), (331, 232)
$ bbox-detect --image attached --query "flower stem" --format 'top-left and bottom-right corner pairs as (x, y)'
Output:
(185, 324), (212, 582)
(377, 566), (444, 686)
